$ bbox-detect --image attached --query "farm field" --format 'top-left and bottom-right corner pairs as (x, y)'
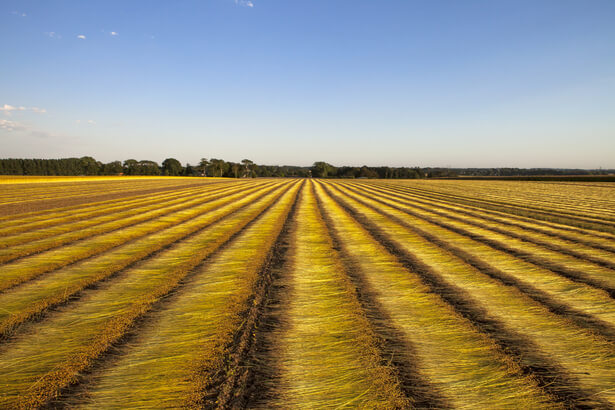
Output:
(1, 177), (615, 408)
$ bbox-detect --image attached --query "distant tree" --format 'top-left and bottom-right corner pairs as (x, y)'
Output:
(78, 156), (101, 175)
(123, 159), (138, 175)
(103, 161), (123, 175)
(162, 158), (183, 176)
(241, 159), (255, 177)
(184, 163), (195, 176)
(311, 161), (336, 178)
(198, 158), (209, 176)
(208, 158), (227, 177)
(137, 160), (161, 175)
(358, 166), (379, 178)
(230, 162), (241, 178)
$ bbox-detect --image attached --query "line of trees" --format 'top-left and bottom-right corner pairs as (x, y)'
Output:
(0, 157), (311, 178)
(311, 162), (423, 179)
(3, 157), (607, 179)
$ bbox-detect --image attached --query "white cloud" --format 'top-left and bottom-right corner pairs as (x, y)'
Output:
(1, 104), (47, 116)
(1, 105), (17, 113)
(77, 34), (86, 39)
(11, 11), (27, 17)
(110, 31), (118, 36)
(45, 31), (62, 39)
(0, 119), (61, 139)
(235, 0), (254, 7)
(75, 119), (96, 125)
(0, 119), (26, 132)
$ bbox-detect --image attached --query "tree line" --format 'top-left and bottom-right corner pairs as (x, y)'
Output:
(0, 157), (310, 178)
(0, 157), (427, 179)
(1, 157), (609, 179)
(310, 162), (423, 179)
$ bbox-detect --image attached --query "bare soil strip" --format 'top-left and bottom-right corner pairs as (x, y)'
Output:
(0, 181), (293, 408)
(339, 183), (615, 298)
(355, 181), (615, 253)
(372, 182), (615, 234)
(386, 180), (615, 221)
(349, 182), (615, 270)
(339, 183), (615, 342)
(0, 182), (276, 293)
(0, 181), (246, 238)
(314, 182), (554, 408)
(0, 182), (260, 263)
(248, 183), (411, 408)
(0, 182), (281, 341)
(0, 180), (235, 230)
(0, 180), (228, 216)
(323, 182), (615, 407)
(366, 181), (615, 242)
(53, 181), (301, 408)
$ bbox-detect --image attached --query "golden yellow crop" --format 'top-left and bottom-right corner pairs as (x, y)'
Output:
(0, 177), (613, 408)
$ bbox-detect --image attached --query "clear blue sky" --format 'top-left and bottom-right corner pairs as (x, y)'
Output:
(1, 0), (614, 168)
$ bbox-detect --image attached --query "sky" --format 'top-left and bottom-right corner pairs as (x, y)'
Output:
(1, 0), (614, 168)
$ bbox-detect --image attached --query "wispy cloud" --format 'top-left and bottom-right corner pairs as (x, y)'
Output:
(77, 34), (86, 40)
(0, 105), (47, 116)
(110, 31), (119, 37)
(75, 119), (96, 125)
(235, 0), (254, 7)
(0, 119), (61, 139)
(0, 119), (26, 132)
(45, 31), (62, 39)
(11, 11), (27, 17)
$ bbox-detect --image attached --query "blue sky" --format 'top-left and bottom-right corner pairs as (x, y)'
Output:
(1, 0), (614, 168)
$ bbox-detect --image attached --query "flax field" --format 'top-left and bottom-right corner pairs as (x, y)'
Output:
(1, 176), (614, 408)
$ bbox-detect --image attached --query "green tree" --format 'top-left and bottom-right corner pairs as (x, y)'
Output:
(311, 161), (336, 178)
(137, 160), (161, 175)
(208, 158), (227, 177)
(198, 158), (209, 176)
(103, 161), (123, 175)
(123, 159), (138, 175)
(241, 159), (255, 177)
(162, 158), (183, 176)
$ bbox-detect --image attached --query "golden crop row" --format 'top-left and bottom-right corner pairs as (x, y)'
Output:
(0, 178), (613, 408)
(374, 180), (615, 229)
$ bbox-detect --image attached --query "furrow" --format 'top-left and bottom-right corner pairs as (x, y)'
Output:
(50, 181), (301, 409)
(387, 180), (615, 221)
(0, 182), (257, 263)
(373, 182), (615, 234)
(323, 181), (615, 407)
(313, 183), (555, 408)
(374, 181), (615, 227)
(200, 180), (303, 409)
(0, 182), (241, 238)
(0, 179), (229, 217)
(0, 181), (277, 293)
(0, 179), (230, 227)
(340, 183), (615, 298)
(251, 182), (411, 409)
(0, 182), (282, 340)
(351, 182), (615, 269)
(357, 182), (615, 253)
(0, 181), (293, 408)
(340, 183), (615, 343)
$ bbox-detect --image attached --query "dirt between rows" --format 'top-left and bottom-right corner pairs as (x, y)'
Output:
(0, 181), (228, 216)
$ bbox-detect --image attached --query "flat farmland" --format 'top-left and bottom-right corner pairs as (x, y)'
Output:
(1, 176), (615, 408)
